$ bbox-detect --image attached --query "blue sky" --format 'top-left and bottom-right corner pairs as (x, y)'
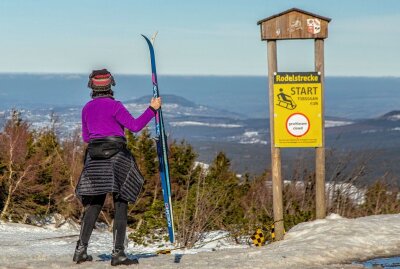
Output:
(0, 0), (399, 76)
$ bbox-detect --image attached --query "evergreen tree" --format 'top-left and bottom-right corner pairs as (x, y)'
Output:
(125, 129), (164, 242)
(207, 152), (245, 229)
(168, 140), (199, 200)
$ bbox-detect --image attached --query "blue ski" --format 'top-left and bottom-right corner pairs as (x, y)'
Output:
(142, 34), (175, 243)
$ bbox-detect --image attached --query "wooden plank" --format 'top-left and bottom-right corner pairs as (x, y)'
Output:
(257, 8), (332, 25)
(267, 40), (284, 241)
(315, 39), (326, 219)
(261, 10), (329, 40)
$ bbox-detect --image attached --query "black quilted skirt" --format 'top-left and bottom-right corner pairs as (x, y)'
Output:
(75, 147), (144, 203)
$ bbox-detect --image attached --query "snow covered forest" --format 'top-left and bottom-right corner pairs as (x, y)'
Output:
(0, 110), (400, 251)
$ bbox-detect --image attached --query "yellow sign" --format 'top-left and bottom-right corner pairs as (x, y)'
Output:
(273, 72), (322, 147)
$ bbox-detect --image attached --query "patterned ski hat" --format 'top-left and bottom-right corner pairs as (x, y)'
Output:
(88, 69), (116, 91)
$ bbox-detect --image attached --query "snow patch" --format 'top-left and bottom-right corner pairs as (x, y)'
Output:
(325, 120), (353, 128)
(194, 161), (210, 170)
(326, 182), (366, 205)
(243, 131), (258, 137)
(240, 131), (267, 145)
(2, 214), (400, 268)
(326, 213), (343, 220)
(281, 181), (365, 205)
(387, 114), (400, 121)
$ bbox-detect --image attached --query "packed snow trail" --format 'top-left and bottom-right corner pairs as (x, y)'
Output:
(2, 214), (400, 268)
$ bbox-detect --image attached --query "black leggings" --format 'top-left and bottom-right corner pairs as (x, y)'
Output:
(79, 193), (128, 250)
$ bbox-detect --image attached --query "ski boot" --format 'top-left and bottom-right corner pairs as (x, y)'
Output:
(111, 248), (138, 266)
(73, 241), (93, 264)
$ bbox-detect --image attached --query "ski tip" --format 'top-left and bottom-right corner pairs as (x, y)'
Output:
(141, 33), (158, 46)
(141, 34), (153, 47)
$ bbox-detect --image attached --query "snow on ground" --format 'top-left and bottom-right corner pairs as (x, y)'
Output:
(1, 213), (400, 268)
(325, 120), (353, 128)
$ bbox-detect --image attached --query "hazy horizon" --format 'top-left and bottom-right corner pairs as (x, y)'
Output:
(0, 74), (399, 119)
(0, 72), (399, 79)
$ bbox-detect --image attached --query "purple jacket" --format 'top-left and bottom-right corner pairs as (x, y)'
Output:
(81, 97), (155, 143)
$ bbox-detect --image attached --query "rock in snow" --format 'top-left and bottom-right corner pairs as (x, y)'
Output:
(1, 214), (400, 268)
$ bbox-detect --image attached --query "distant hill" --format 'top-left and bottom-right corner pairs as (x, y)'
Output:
(0, 93), (399, 180)
(126, 94), (197, 108)
(380, 110), (400, 120)
(124, 94), (247, 119)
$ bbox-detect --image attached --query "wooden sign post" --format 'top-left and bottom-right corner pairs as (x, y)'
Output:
(258, 8), (331, 240)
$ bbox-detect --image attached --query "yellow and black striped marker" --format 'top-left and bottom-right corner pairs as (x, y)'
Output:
(271, 224), (286, 241)
(271, 224), (275, 240)
(156, 249), (171, 255)
(250, 228), (265, 247)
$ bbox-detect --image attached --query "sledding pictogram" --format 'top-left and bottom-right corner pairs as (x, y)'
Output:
(276, 88), (297, 110)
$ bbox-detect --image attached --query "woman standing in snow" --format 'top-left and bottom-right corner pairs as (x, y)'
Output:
(73, 69), (161, 266)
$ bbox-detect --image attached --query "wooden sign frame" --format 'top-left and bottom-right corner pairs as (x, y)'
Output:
(258, 8), (331, 241)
